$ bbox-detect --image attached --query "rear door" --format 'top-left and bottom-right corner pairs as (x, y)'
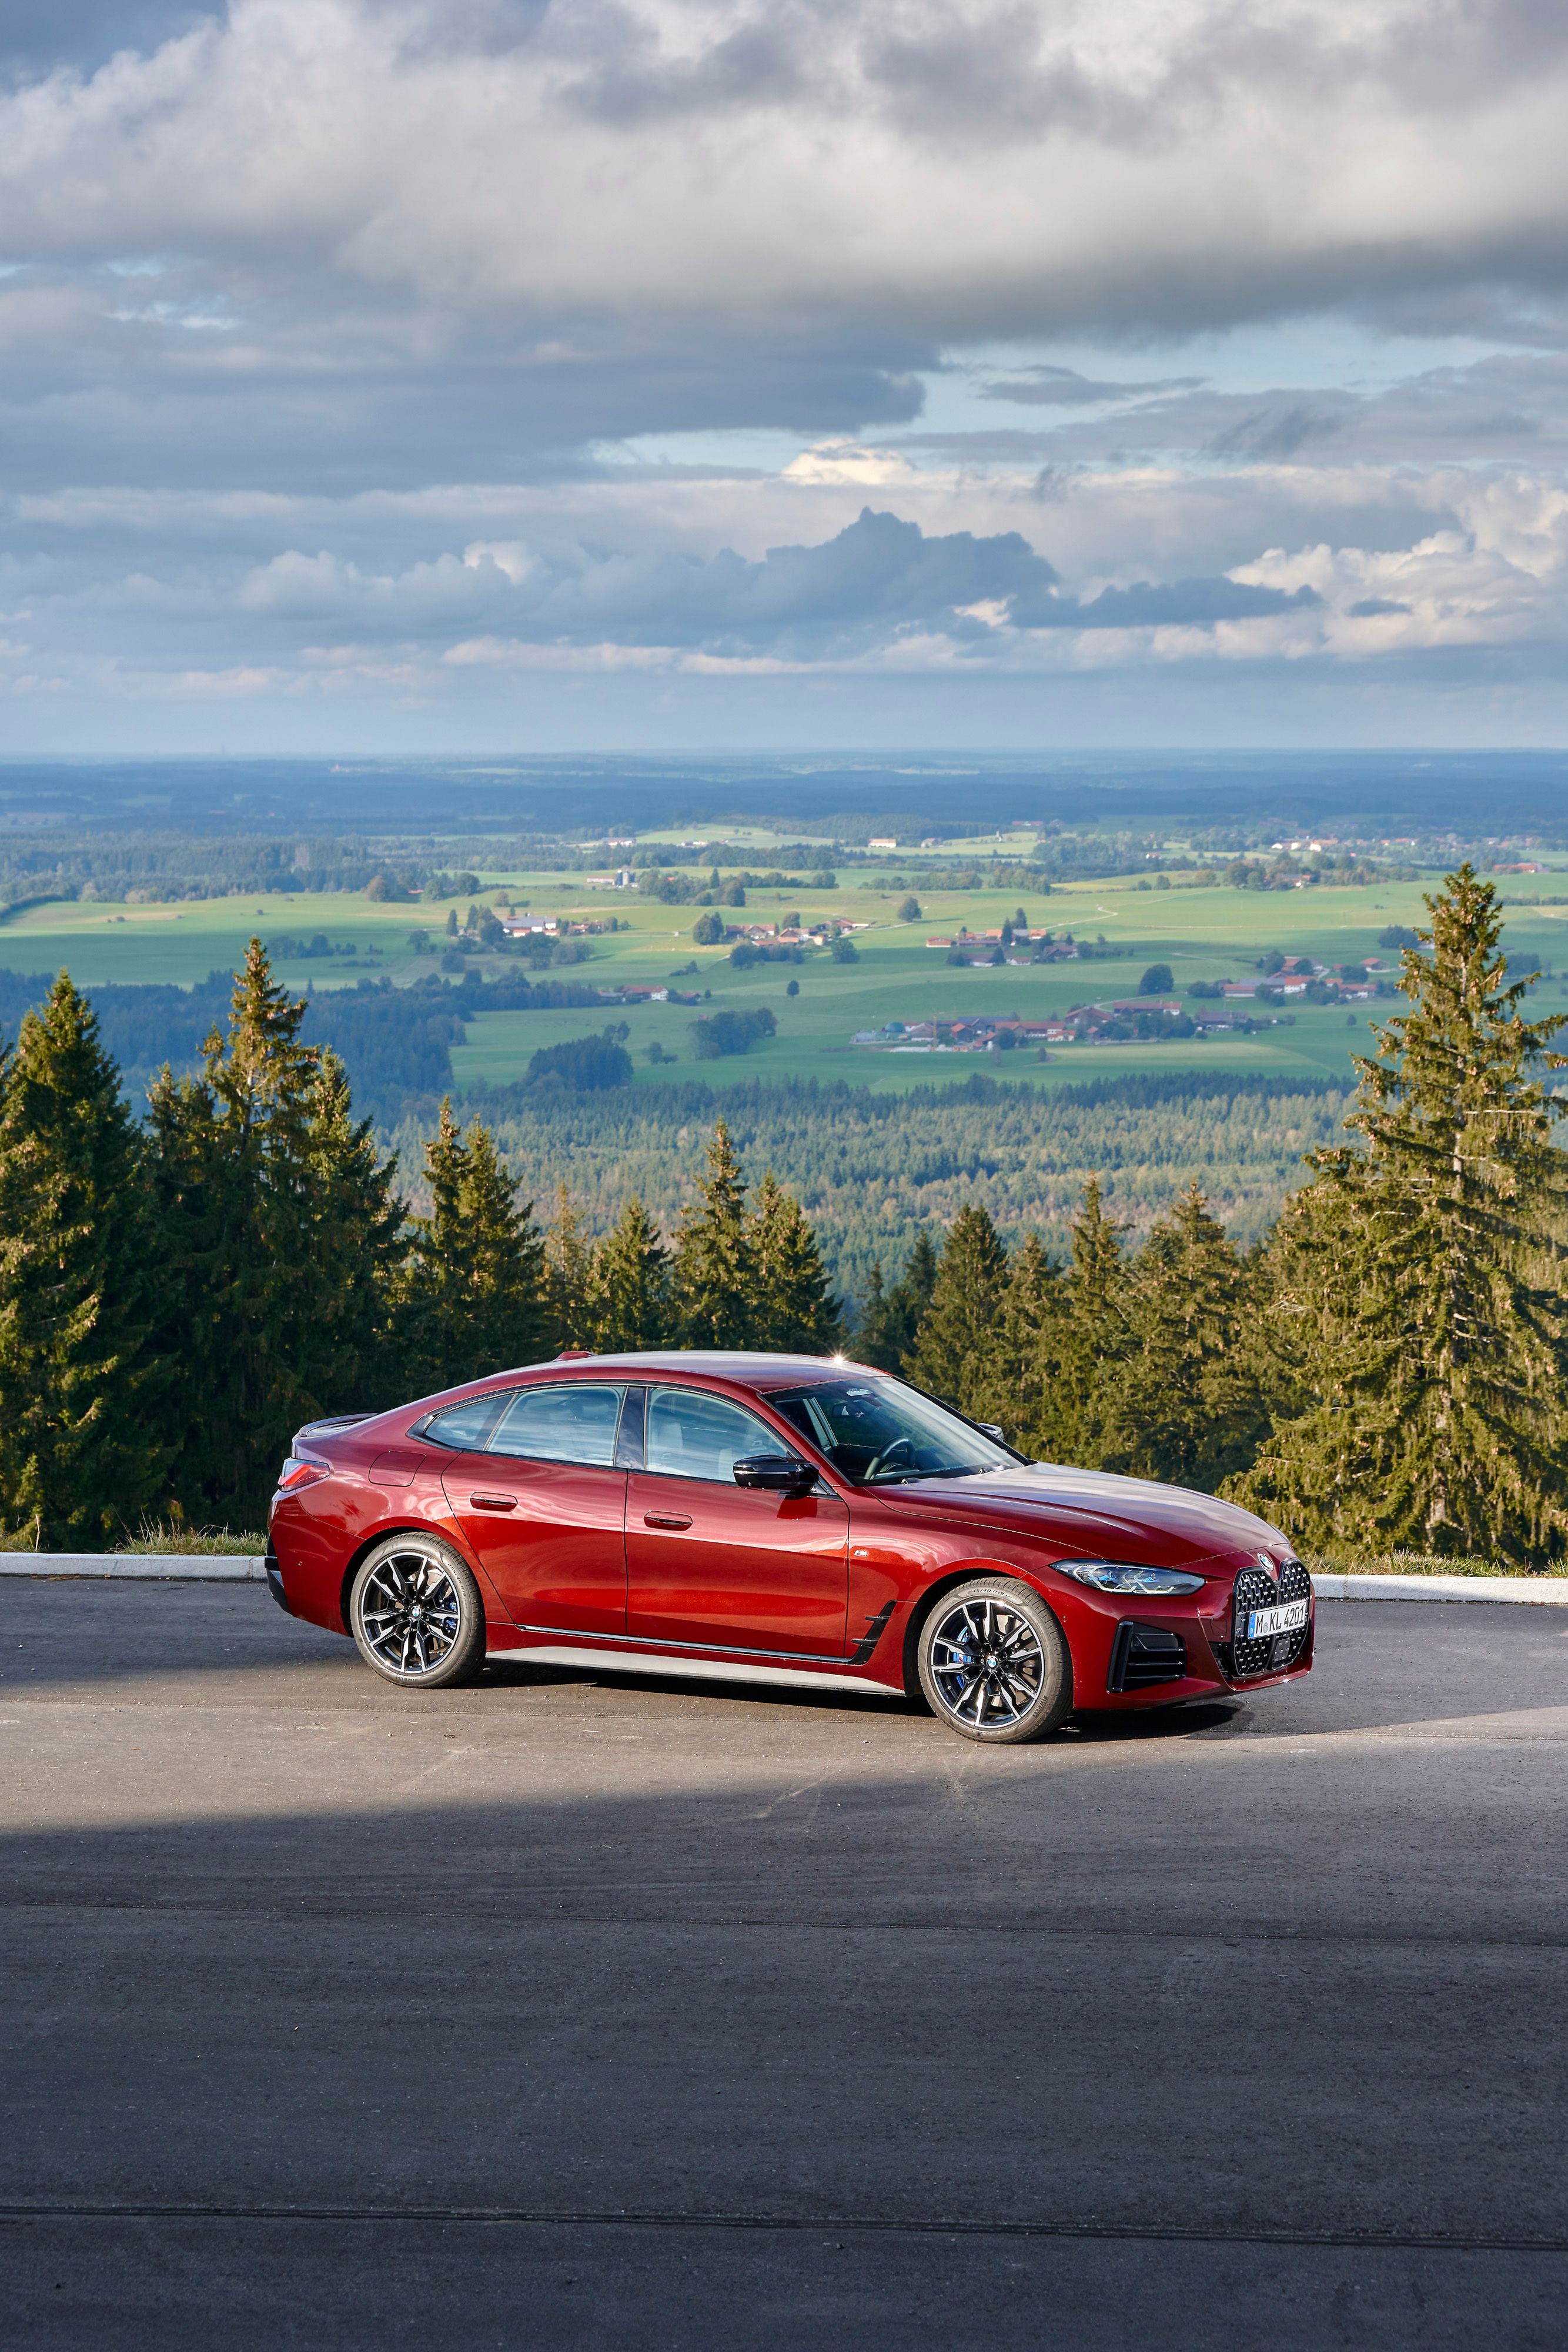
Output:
(439, 1382), (631, 1635)
(625, 1384), (849, 1656)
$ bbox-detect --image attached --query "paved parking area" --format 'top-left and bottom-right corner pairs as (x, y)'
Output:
(4, 1582), (1567, 2348)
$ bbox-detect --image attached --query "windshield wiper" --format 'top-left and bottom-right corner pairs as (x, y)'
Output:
(861, 1464), (985, 1485)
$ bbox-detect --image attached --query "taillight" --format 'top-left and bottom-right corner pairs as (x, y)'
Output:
(276, 1457), (329, 1493)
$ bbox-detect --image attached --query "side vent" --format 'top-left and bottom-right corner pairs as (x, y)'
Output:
(850, 1602), (895, 1666)
(1107, 1621), (1187, 1695)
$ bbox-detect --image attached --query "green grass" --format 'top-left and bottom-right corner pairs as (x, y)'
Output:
(113, 1521), (266, 1555)
(7, 863), (1566, 1103)
(1302, 1550), (1568, 1578)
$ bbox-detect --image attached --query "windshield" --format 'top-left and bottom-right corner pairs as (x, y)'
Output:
(764, 1378), (1014, 1485)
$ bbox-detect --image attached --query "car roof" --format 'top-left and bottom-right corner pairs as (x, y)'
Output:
(519, 1351), (865, 1389)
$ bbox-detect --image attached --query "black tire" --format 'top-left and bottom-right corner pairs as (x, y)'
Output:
(349, 1536), (487, 1689)
(917, 1576), (1072, 1745)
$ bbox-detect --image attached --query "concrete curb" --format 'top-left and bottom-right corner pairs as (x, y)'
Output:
(0, 1553), (265, 1582)
(1312, 1572), (1568, 1605)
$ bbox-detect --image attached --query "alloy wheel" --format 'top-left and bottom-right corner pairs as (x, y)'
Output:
(356, 1548), (464, 1678)
(927, 1595), (1045, 1730)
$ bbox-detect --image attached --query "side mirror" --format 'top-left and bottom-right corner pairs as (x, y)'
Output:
(733, 1454), (815, 1495)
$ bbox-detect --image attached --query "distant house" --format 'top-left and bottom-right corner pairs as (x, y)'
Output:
(868, 836), (898, 850)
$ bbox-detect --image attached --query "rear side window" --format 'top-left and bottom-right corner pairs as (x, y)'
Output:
(488, 1384), (626, 1467)
(645, 1386), (781, 1483)
(421, 1394), (507, 1451)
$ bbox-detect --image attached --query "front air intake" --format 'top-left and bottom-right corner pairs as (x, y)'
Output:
(1106, 1621), (1187, 1694)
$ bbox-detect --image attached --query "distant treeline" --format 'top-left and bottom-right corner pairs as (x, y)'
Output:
(0, 966), (612, 1120)
(387, 1067), (1353, 1299)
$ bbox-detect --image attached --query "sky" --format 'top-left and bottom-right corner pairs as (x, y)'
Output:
(2, 0), (1568, 752)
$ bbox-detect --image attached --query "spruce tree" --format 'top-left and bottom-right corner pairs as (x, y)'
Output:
(746, 1170), (841, 1353)
(396, 1098), (547, 1392)
(297, 1047), (404, 1413)
(1110, 1184), (1266, 1491)
(904, 1205), (1011, 1412)
(590, 1196), (671, 1351)
(1232, 865), (1568, 1559)
(0, 975), (166, 1545)
(674, 1120), (754, 1347)
(968, 1230), (1067, 1453)
(854, 1229), (938, 1371)
(148, 942), (327, 1521)
(1037, 1176), (1133, 1468)
(543, 1182), (596, 1351)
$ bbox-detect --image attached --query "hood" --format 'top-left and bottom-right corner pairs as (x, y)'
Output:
(865, 1461), (1290, 1573)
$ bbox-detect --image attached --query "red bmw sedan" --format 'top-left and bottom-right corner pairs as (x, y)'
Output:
(267, 1351), (1313, 1743)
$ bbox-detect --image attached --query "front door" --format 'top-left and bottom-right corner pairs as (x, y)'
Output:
(625, 1384), (849, 1655)
(439, 1382), (630, 1635)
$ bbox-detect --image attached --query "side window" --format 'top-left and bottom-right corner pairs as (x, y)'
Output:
(487, 1384), (626, 1468)
(422, 1394), (507, 1451)
(645, 1387), (784, 1484)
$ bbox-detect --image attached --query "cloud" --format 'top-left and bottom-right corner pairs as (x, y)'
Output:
(5, 0), (1568, 351)
(979, 365), (1206, 409)
(4, 1), (1568, 744)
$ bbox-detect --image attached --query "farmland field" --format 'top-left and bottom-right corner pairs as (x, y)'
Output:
(6, 860), (1566, 1101)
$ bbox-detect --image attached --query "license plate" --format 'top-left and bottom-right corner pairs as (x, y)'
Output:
(1245, 1598), (1308, 1641)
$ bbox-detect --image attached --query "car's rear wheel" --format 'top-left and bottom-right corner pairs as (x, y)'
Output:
(349, 1538), (486, 1689)
(917, 1577), (1072, 1744)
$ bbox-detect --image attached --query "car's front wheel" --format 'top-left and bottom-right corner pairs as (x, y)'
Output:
(349, 1538), (486, 1689)
(917, 1578), (1072, 1744)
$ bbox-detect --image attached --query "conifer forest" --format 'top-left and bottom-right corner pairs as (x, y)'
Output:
(2, 866), (1565, 1564)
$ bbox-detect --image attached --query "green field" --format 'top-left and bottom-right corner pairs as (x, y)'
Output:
(5, 861), (1567, 1101)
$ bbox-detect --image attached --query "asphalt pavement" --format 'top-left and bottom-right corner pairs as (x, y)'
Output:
(4, 1582), (1567, 2349)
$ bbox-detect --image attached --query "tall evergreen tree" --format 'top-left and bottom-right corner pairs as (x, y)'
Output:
(1232, 866), (1568, 1558)
(0, 975), (165, 1545)
(904, 1204), (1011, 1412)
(590, 1196), (671, 1352)
(148, 943), (330, 1520)
(674, 1121), (754, 1347)
(746, 1170), (841, 1353)
(1109, 1184), (1266, 1491)
(396, 1098), (547, 1393)
(1035, 1176), (1133, 1468)
(297, 1046), (405, 1414)
(854, 1229), (939, 1371)
(969, 1231), (1067, 1454)
(543, 1181), (596, 1351)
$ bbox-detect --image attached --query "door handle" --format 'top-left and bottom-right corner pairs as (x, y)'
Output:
(643, 1512), (692, 1530)
(469, 1494), (517, 1512)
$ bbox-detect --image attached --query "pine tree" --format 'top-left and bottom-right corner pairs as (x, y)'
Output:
(297, 1047), (405, 1413)
(543, 1182), (596, 1351)
(396, 1099), (547, 1392)
(0, 975), (166, 1545)
(854, 1229), (938, 1371)
(746, 1170), (841, 1353)
(590, 1195), (671, 1352)
(969, 1231), (1066, 1454)
(674, 1120), (754, 1347)
(1034, 1177), (1133, 1468)
(148, 942), (328, 1521)
(904, 1205), (1011, 1412)
(1110, 1184), (1266, 1491)
(1231, 866), (1568, 1559)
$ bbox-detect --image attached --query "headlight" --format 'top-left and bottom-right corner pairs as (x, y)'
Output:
(1055, 1559), (1207, 1596)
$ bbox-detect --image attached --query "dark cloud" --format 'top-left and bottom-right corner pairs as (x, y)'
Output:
(444, 506), (1059, 656)
(1348, 597), (1411, 617)
(1011, 576), (1322, 632)
(979, 365), (1205, 407)
(1206, 405), (1347, 460)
